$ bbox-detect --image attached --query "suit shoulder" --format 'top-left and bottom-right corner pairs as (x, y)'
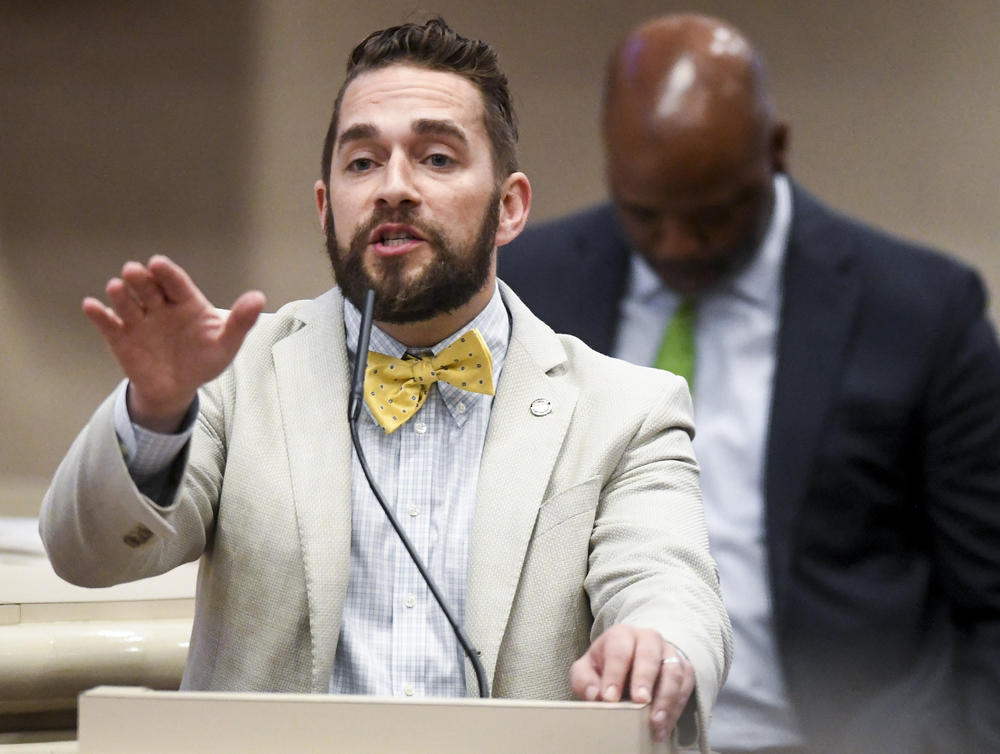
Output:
(792, 187), (988, 313)
(228, 292), (343, 376)
(204, 293), (339, 406)
(517, 203), (619, 240)
(554, 331), (689, 407)
(240, 298), (314, 349)
(501, 204), (621, 269)
(796, 187), (981, 288)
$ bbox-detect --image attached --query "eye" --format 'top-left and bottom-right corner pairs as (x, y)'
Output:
(425, 153), (453, 168)
(347, 157), (374, 172)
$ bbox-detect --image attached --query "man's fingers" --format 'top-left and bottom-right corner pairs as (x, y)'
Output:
(121, 261), (166, 311)
(147, 254), (203, 305)
(82, 297), (123, 341)
(649, 652), (695, 742)
(105, 278), (144, 325)
(597, 627), (636, 702)
(627, 630), (665, 705)
(574, 628), (698, 744)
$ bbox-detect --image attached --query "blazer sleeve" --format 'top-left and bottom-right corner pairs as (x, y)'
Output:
(585, 371), (733, 753)
(919, 268), (1000, 750)
(39, 379), (226, 588)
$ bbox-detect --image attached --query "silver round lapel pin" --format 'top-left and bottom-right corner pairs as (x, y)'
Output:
(529, 398), (552, 417)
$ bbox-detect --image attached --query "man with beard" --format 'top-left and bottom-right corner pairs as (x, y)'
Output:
(39, 18), (731, 751)
(499, 12), (1000, 754)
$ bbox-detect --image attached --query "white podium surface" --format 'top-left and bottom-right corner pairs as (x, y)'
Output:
(0, 743), (75, 753)
(79, 687), (671, 754)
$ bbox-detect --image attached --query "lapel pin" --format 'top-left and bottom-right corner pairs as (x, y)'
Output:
(530, 398), (552, 417)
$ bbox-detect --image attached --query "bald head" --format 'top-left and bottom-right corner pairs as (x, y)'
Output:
(604, 14), (788, 295)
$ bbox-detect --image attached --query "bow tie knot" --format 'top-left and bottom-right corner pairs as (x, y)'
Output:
(408, 358), (440, 384)
(363, 328), (495, 433)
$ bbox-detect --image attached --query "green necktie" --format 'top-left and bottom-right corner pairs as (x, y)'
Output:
(654, 299), (696, 388)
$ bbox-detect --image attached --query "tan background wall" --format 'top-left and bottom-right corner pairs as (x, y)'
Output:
(2, 0), (998, 509)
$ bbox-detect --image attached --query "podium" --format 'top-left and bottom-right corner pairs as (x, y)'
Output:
(77, 687), (675, 753)
(0, 518), (195, 735)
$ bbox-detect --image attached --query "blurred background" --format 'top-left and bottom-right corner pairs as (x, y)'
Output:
(2, 0), (998, 510)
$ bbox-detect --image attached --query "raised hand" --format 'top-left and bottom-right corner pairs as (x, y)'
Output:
(570, 624), (695, 743)
(82, 255), (266, 433)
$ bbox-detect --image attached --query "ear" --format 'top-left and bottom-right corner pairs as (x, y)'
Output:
(314, 180), (328, 229)
(770, 121), (790, 174)
(494, 172), (532, 248)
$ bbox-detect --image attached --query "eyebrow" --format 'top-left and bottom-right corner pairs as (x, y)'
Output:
(336, 119), (469, 152)
(413, 119), (468, 145)
(337, 123), (378, 151)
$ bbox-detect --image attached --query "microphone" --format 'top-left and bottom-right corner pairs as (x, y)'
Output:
(348, 290), (375, 424)
(347, 289), (491, 699)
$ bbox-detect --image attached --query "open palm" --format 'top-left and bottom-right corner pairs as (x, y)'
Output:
(82, 255), (265, 432)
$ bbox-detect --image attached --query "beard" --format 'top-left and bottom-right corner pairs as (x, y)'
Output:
(325, 188), (500, 323)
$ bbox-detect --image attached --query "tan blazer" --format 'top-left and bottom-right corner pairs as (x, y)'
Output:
(40, 283), (731, 751)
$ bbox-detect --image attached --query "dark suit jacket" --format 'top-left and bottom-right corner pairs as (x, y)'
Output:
(498, 183), (1000, 753)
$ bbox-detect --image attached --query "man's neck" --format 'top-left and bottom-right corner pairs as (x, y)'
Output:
(376, 280), (496, 348)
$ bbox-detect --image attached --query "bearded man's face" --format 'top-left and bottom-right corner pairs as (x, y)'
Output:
(324, 65), (504, 322)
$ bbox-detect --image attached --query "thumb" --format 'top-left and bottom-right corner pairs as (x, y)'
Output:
(220, 290), (266, 353)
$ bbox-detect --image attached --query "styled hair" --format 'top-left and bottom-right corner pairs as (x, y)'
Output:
(320, 17), (519, 186)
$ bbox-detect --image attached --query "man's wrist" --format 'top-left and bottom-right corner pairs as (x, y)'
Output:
(126, 384), (197, 434)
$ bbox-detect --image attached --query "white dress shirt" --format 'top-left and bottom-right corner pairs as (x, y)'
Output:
(332, 284), (509, 697)
(615, 175), (806, 749)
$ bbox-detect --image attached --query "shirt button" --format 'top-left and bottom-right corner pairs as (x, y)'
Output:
(403, 684), (415, 696)
(414, 421), (427, 434)
(407, 504), (420, 517)
(404, 594), (416, 608)
(456, 401), (467, 414)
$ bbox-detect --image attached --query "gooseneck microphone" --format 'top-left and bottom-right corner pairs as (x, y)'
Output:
(348, 290), (377, 425)
(347, 288), (491, 699)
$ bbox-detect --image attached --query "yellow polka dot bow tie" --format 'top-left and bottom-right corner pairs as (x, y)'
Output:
(363, 329), (495, 433)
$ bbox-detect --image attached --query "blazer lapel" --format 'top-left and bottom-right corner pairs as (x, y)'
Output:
(464, 283), (579, 693)
(765, 187), (861, 625)
(271, 288), (355, 692)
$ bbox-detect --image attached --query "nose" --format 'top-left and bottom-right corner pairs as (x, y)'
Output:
(375, 152), (420, 209)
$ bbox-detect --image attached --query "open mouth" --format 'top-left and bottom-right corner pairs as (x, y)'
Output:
(370, 223), (426, 255)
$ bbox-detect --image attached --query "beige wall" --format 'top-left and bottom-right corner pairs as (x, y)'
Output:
(2, 0), (998, 500)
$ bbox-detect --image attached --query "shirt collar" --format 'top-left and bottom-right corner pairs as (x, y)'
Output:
(626, 173), (793, 311)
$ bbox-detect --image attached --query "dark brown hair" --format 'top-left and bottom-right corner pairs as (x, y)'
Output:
(320, 17), (518, 186)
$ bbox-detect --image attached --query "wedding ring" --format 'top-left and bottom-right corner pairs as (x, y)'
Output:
(661, 656), (683, 665)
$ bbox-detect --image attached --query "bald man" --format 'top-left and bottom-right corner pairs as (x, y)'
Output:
(499, 13), (1000, 754)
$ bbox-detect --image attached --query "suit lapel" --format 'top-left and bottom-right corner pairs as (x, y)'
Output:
(464, 283), (579, 693)
(765, 187), (861, 625)
(271, 289), (355, 692)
